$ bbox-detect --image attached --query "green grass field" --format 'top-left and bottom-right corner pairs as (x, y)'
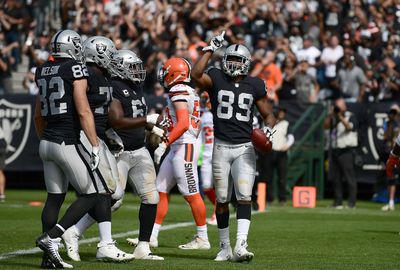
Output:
(0, 189), (399, 270)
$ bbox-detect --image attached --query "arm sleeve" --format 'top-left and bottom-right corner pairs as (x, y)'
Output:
(167, 108), (190, 145)
(254, 78), (268, 100)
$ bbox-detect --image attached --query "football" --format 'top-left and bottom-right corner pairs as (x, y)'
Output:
(251, 128), (272, 153)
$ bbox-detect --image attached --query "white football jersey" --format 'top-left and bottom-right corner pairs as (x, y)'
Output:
(166, 84), (200, 145)
(200, 110), (214, 156)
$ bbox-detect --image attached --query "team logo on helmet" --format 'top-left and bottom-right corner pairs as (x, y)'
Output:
(71, 36), (81, 49)
(0, 99), (31, 166)
(96, 43), (107, 54)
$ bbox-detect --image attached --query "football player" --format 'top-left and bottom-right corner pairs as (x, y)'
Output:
(386, 135), (400, 179)
(192, 32), (276, 262)
(108, 50), (164, 260)
(199, 92), (217, 225)
(61, 36), (133, 262)
(34, 30), (101, 268)
(150, 57), (210, 250)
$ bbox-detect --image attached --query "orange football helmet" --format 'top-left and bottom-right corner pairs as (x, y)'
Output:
(158, 57), (191, 88)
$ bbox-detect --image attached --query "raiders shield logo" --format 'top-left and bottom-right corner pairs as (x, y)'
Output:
(0, 99), (31, 165)
(96, 43), (107, 54)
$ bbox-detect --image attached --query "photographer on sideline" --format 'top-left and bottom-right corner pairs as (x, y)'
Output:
(324, 98), (358, 209)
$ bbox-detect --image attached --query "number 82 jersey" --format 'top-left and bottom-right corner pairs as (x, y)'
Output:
(207, 67), (267, 144)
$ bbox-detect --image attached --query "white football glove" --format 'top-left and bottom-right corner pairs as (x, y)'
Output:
(158, 115), (172, 129)
(151, 126), (165, 138)
(91, 145), (100, 171)
(203, 31), (225, 52)
(263, 126), (275, 142)
(146, 114), (160, 125)
(154, 142), (167, 165)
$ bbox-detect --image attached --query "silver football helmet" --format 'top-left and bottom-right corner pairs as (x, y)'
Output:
(83, 36), (116, 68)
(222, 44), (251, 76)
(51, 30), (83, 62)
(110, 50), (146, 83)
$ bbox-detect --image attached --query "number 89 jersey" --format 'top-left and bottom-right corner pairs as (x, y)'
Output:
(166, 84), (200, 145)
(207, 68), (267, 143)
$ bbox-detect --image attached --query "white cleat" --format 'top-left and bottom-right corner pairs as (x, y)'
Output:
(133, 242), (164, 260)
(96, 241), (134, 262)
(178, 235), (211, 250)
(61, 226), (81, 262)
(214, 242), (233, 261)
(126, 235), (158, 248)
(232, 240), (254, 263)
(381, 204), (395, 211)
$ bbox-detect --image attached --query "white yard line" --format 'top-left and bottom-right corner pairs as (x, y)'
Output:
(0, 211), (263, 260)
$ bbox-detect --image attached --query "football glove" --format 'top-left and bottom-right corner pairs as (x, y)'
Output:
(105, 128), (124, 158)
(151, 126), (165, 138)
(154, 142), (167, 165)
(263, 126), (275, 142)
(91, 146), (100, 171)
(158, 115), (172, 129)
(386, 153), (400, 178)
(146, 114), (160, 125)
(203, 31), (225, 52)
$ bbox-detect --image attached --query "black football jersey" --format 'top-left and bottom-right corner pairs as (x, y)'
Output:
(207, 68), (267, 143)
(86, 63), (112, 141)
(35, 58), (89, 144)
(111, 78), (147, 151)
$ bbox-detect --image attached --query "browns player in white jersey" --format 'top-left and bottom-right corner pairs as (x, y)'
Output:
(151, 57), (210, 250)
(199, 92), (217, 225)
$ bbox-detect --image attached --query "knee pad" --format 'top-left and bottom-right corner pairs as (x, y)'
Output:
(141, 190), (159, 205)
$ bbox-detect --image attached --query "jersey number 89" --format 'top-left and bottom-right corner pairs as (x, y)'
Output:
(217, 90), (253, 122)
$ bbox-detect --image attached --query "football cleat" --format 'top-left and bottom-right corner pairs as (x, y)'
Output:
(133, 242), (164, 260)
(36, 233), (73, 269)
(214, 242), (233, 261)
(381, 204), (395, 211)
(41, 253), (56, 269)
(178, 235), (211, 250)
(61, 226), (81, 261)
(232, 240), (254, 263)
(96, 241), (134, 262)
(126, 235), (158, 248)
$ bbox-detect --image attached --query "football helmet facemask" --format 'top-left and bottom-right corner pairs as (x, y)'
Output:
(222, 44), (251, 77)
(110, 50), (146, 83)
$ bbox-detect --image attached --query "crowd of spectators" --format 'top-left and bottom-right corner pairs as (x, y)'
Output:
(0, 0), (399, 103)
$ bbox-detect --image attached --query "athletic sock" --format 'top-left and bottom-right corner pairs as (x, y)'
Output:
(184, 193), (207, 226)
(41, 193), (66, 233)
(98, 221), (112, 243)
(139, 203), (157, 241)
(155, 192), (169, 225)
(236, 219), (251, 244)
(218, 227), (230, 246)
(389, 199), (395, 207)
(75, 214), (95, 235)
(197, 225), (208, 241)
(151, 223), (161, 239)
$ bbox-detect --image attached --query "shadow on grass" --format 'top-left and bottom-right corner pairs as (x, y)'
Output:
(361, 229), (400, 235)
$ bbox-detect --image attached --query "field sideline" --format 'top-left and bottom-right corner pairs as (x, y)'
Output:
(0, 190), (399, 270)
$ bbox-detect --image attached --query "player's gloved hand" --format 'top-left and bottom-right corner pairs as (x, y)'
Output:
(386, 153), (400, 178)
(146, 114), (160, 125)
(203, 31), (225, 52)
(154, 142), (167, 165)
(263, 126), (275, 142)
(151, 126), (165, 138)
(105, 128), (124, 158)
(91, 145), (100, 171)
(158, 115), (172, 129)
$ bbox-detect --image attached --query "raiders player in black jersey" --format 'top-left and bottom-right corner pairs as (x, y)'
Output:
(192, 32), (276, 263)
(34, 30), (101, 269)
(108, 49), (165, 260)
(61, 36), (133, 263)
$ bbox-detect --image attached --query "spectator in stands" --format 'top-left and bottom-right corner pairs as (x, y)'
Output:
(378, 57), (400, 101)
(278, 56), (297, 101)
(324, 98), (358, 209)
(251, 50), (283, 104)
(381, 104), (400, 211)
(295, 35), (321, 78)
(295, 59), (320, 103)
(23, 67), (38, 95)
(23, 30), (50, 69)
(321, 35), (343, 86)
(260, 107), (294, 206)
(0, 31), (13, 94)
(335, 48), (367, 102)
